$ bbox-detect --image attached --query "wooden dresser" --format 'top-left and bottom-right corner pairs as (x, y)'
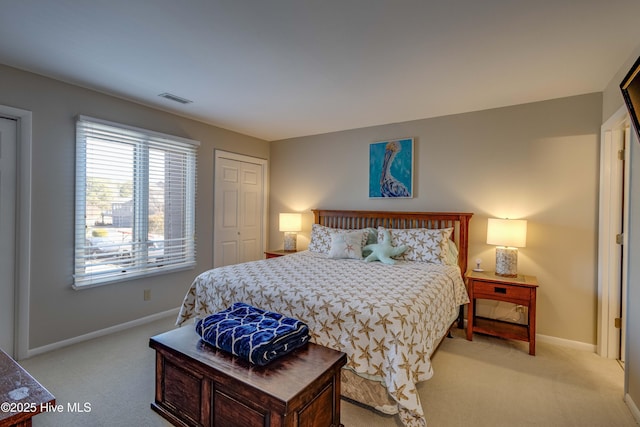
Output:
(149, 326), (346, 427)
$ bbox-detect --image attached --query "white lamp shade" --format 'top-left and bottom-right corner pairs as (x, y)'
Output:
(486, 218), (527, 248)
(279, 213), (302, 232)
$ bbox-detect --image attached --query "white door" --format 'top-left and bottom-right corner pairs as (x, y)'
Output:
(598, 106), (631, 362)
(214, 153), (265, 267)
(0, 116), (17, 356)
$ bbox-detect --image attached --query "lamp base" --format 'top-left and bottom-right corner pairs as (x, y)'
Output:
(495, 247), (518, 278)
(283, 232), (297, 252)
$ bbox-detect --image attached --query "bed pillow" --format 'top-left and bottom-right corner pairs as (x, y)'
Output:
(328, 230), (367, 259)
(308, 224), (368, 254)
(364, 227), (378, 245)
(446, 239), (459, 266)
(361, 227), (378, 257)
(379, 227), (453, 264)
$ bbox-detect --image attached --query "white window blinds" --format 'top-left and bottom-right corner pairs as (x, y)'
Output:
(74, 116), (198, 288)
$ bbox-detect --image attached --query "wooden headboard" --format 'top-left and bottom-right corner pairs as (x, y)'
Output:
(312, 209), (473, 274)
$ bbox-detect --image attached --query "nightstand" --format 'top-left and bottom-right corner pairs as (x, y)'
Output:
(466, 270), (539, 355)
(264, 249), (297, 259)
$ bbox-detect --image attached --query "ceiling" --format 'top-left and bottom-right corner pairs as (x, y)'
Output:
(2, 1), (640, 141)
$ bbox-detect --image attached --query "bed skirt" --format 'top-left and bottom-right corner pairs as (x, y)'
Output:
(342, 369), (398, 414)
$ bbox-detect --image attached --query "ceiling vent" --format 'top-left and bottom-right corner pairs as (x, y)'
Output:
(158, 92), (193, 104)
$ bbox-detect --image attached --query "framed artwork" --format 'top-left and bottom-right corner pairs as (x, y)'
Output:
(621, 55), (640, 142)
(369, 137), (414, 198)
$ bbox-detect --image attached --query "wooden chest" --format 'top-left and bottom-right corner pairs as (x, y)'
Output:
(0, 348), (55, 427)
(149, 326), (346, 427)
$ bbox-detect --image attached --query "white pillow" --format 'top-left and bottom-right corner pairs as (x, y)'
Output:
(328, 230), (366, 259)
(379, 227), (453, 264)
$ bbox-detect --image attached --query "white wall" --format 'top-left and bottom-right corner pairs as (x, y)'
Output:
(0, 64), (269, 351)
(270, 93), (602, 345)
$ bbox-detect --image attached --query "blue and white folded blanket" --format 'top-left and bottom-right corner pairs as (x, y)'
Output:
(195, 302), (310, 366)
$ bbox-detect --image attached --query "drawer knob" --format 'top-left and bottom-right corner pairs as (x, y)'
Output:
(494, 287), (507, 294)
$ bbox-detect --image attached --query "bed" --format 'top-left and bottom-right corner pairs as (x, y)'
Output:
(176, 209), (473, 427)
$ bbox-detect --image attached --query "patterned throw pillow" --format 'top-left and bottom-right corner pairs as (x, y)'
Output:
(308, 224), (368, 254)
(378, 227), (453, 264)
(328, 231), (366, 259)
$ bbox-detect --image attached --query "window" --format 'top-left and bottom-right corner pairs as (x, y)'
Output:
(74, 116), (198, 288)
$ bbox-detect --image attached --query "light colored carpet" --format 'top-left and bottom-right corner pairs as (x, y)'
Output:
(19, 316), (637, 427)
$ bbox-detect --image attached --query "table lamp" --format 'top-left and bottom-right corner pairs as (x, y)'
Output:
(279, 213), (302, 252)
(486, 218), (527, 277)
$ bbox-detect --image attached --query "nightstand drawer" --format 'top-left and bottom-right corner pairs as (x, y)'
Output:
(472, 280), (531, 303)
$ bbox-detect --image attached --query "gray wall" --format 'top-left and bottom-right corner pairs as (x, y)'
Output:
(0, 64), (269, 350)
(270, 93), (602, 345)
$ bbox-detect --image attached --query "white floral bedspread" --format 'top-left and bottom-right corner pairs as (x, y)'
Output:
(176, 251), (469, 427)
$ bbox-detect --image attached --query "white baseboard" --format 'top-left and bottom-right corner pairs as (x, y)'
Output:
(23, 307), (179, 359)
(625, 393), (640, 423)
(461, 319), (597, 353)
(536, 333), (596, 353)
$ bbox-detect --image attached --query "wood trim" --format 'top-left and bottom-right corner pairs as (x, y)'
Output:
(311, 209), (473, 275)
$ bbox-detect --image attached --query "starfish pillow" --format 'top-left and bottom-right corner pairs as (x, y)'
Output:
(363, 229), (408, 265)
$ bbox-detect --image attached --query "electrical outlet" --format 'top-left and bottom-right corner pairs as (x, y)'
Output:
(144, 289), (151, 301)
(516, 305), (525, 313)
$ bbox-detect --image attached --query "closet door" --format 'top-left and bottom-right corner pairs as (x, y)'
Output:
(214, 153), (265, 268)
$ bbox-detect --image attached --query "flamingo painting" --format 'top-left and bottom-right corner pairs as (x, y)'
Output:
(369, 138), (413, 198)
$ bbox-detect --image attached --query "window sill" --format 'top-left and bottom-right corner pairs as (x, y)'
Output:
(72, 263), (195, 290)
